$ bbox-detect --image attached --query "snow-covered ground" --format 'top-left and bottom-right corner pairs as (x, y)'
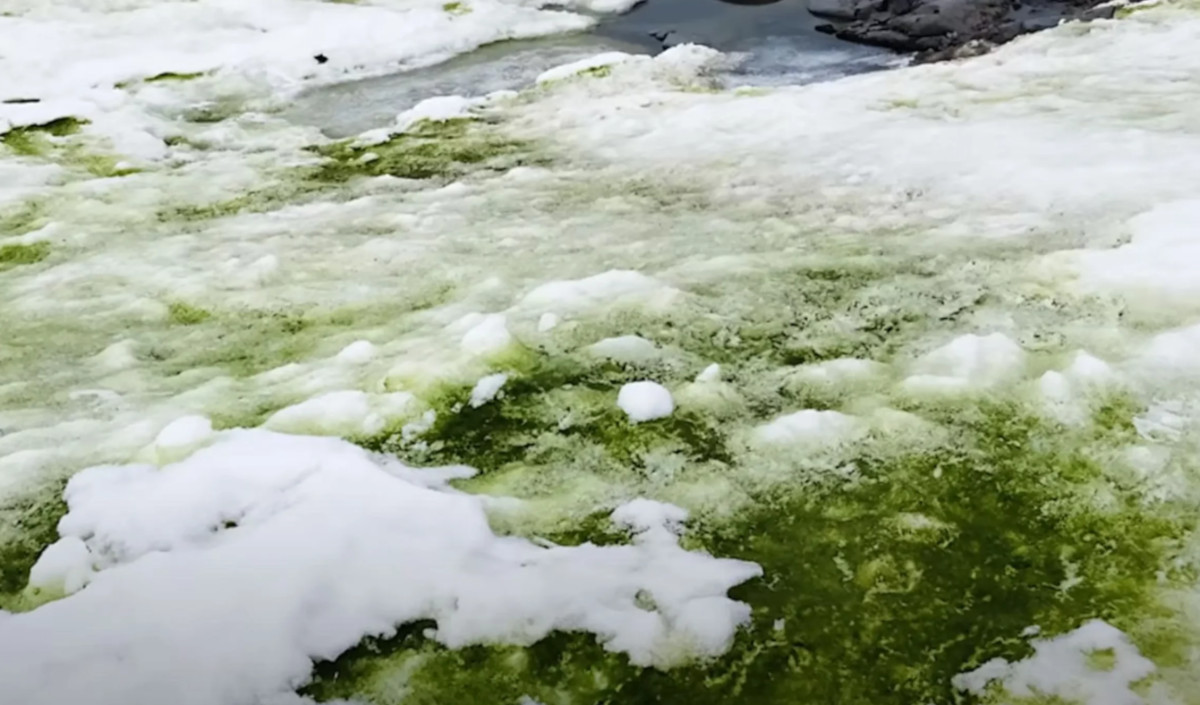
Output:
(3, 1), (1200, 704)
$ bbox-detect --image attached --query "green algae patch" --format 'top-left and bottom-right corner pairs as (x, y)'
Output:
(0, 200), (45, 236)
(442, 1), (471, 14)
(321, 385), (1194, 705)
(145, 71), (207, 83)
(158, 182), (321, 222)
(167, 301), (213, 326)
(0, 241), (50, 269)
(307, 119), (538, 183)
(579, 65), (614, 79)
(1, 117), (86, 157)
(0, 479), (68, 612)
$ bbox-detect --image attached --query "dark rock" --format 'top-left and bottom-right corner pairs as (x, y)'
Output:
(810, 0), (1117, 62)
(314, 54), (329, 65)
(1079, 4), (1116, 20)
(807, 0), (871, 20)
(839, 27), (923, 49)
(815, 22), (838, 34)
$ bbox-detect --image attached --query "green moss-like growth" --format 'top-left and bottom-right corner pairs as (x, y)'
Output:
(1, 117), (86, 156)
(0, 241), (50, 268)
(145, 71), (206, 83)
(0, 200), (44, 237)
(167, 301), (212, 326)
(307, 119), (536, 183)
(442, 1), (471, 13)
(320, 389), (1192, 705)
(0, 479), (68, 611)
(579, 65), (613, 79)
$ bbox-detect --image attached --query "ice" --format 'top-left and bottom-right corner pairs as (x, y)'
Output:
(617, 381), (675, 423)
(953, 620), (1155, 705)
(0, 430), (760, 705)
(469, 372), (509, 407)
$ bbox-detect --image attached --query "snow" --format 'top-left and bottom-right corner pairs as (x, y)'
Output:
(335, 340), (377, 365)
(953, 620), (1155, 705)
(27, 536), (94, 596)
(755, 410), (860, 446)
(264, 391), (415, 437)
(617, 381), (675, 423)
(459, 313), (514, 356)
(1072, 199), (1200, 304)
(519, 271), (674, 317)
(152, 414), (214, 463)
(4, 2), (1200, 701)
(469, 372), (508, 407)
(587, 335), (660, 363)
(904, 333), (1026, 393)
(0, 430), (760, 705)
(536, 52), (636, 84)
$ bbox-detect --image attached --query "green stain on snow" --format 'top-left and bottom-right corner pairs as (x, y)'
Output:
(308, 118), (538, 183)
(0, 479), (68, 612)
(145, 71), (206, 83)
(0, 241), (50, 268)
(442, 1), (471, 14)
(147, 287), (452, 379)
(311, 398), (1194, 705)
(579, 65), (614, 79)
(167, 302), (213, 326)
(0, 200), (45, 236)
(1, 117), (86, 157)
(0, 116), (137, 177)
(159, 120), (538, 222)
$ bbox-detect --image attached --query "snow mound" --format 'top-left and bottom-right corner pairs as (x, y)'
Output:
(264, 390), (415, 436)
(0, 430), (760, 705)
(904, 333), (1026, 393)
(953, 620), (1154, 705)
(618, 381), (675, 423)
(755, 409), (860, 445)
(469, 372), (509, 407)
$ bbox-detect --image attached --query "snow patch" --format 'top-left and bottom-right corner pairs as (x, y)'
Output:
(469, 373), (508, 408)
(0, 430), (760, 704)
(617, 381), (675, 423)
(904, 333), (1026, 393)
(953, 620), (1155, 705)
(755, 409), (860, 445)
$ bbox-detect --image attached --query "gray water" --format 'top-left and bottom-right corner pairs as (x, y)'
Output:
(291, 0), (896, 137)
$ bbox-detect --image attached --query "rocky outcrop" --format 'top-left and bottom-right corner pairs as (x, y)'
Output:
(811, 0), (1118, 61)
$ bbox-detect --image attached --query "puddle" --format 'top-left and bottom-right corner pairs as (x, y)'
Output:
(290, 0), (896, 137)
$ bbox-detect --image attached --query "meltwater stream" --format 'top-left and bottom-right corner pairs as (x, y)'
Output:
(290, 0), (895, 136)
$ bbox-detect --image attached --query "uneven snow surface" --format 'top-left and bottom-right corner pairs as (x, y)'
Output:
(4, 2), (1200, 705)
